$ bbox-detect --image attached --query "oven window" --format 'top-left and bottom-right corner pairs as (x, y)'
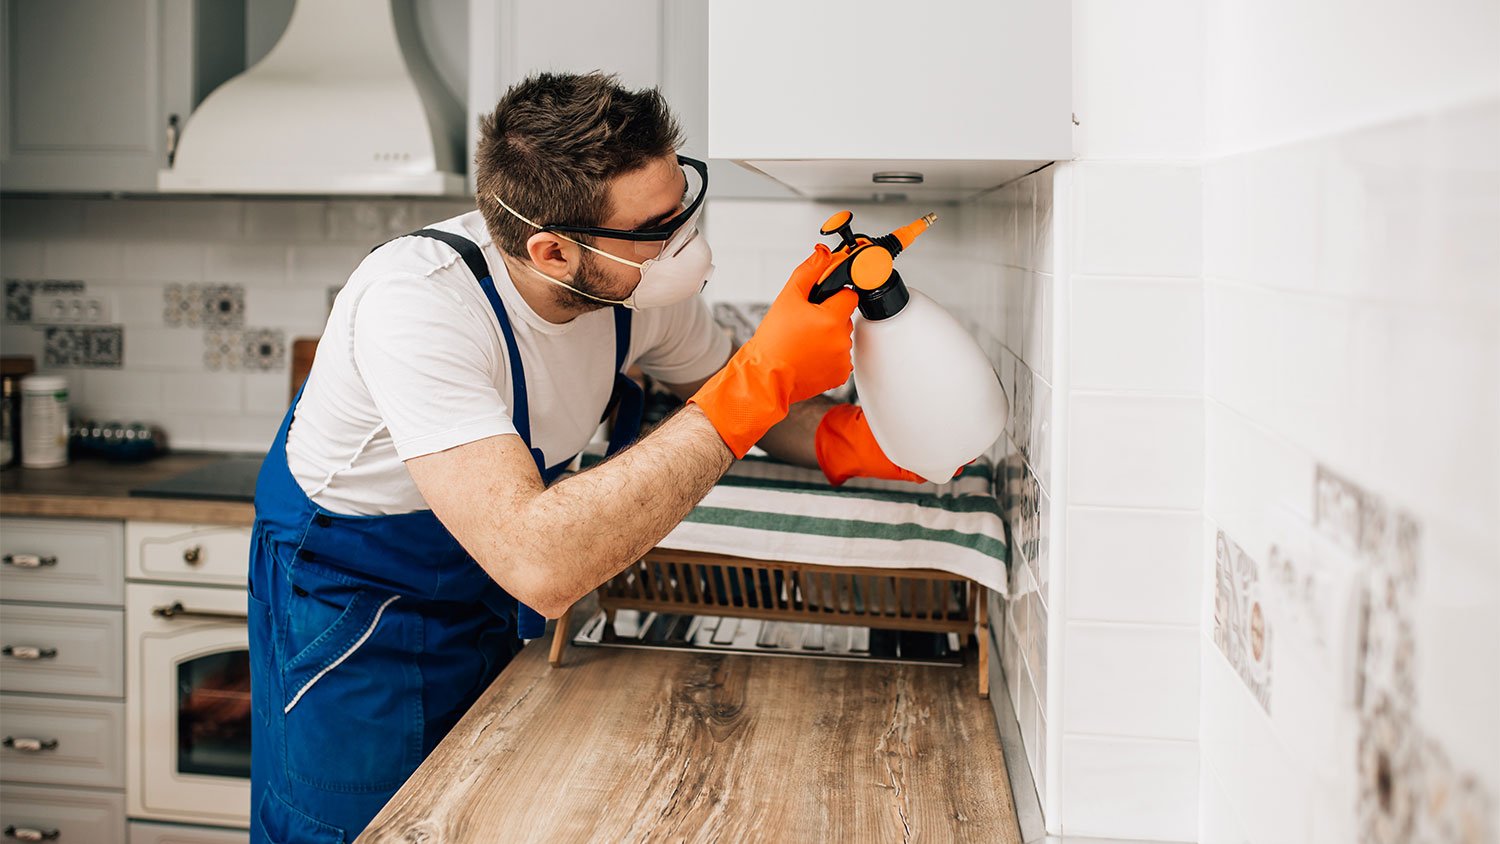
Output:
(177, 649), (252, 779)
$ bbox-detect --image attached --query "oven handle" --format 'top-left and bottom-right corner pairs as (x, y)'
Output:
(151, 602), (248, 623)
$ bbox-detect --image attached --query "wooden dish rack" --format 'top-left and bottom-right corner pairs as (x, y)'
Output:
(550, 548), (991, 697)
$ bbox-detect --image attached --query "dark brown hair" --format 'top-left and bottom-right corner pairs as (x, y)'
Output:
(475, 72), (684, 258)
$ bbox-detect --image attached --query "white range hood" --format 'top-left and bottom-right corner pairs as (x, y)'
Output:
(159, 0), (464, 195)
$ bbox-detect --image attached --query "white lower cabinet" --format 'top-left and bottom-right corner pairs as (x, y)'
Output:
(0, 695), (124, 790)
(0, 782), (125, 843)
(0, 517), (129, 842)
(0, 515), (254, 844)
(129, 821), (249, 844)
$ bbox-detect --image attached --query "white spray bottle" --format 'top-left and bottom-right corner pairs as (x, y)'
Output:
(807, 211), (1009, 482)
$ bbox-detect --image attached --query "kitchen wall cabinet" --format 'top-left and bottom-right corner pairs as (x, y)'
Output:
(707, 0), (1073, 201)
(466, 0), (792, 199)
(0, 0), (244, 193)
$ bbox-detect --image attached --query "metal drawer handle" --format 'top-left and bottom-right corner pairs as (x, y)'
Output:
(4, 826), (60, 841)
(1, 646), (57, 660)
(2, 554), (57, 568)
(151, 602), (248, 623)
(182, 545), (203, 565)
(2, 737), (59, 753)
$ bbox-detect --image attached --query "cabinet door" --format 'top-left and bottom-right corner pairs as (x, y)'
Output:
(0, 517), (125, 606)
(0, 0), (164, 191)
(131, 821), (249, 843)
(707, 0), (1073, 161)
(465, 0), (790, 199)
(0, 603), (124, 698)
(0, 783), (125, 844)
(0, 694), (125, 790)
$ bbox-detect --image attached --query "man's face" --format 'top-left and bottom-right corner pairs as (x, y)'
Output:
(554, 154), (688, 310)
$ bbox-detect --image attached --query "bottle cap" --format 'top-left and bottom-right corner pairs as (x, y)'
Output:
(20, 375), (68, 393)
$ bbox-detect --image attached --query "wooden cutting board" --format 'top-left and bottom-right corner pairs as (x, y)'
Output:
(290, 338), (319, 403)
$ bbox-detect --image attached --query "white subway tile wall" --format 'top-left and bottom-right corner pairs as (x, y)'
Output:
(1197, 0), (1500, 836)
(0, 195), (970, 453)
(1201, 97), (1500, 844)
(1, 197), (475, 450)
(945, 168), (1058, 818)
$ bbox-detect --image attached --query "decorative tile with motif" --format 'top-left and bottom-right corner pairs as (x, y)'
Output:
(1213, 529), (1273, 712)
(6, 279), (86, 323)
(164, 283), (245, 328)
(205, 328), (285, 372)
(43, 325), (123, 368)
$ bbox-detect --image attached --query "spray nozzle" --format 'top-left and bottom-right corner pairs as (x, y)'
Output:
(807, 211), (937, 320)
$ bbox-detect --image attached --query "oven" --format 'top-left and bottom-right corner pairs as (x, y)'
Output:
(125, 523), (253, 831)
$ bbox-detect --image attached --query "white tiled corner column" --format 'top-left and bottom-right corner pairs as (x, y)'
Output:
(1046, 0), (1206, 839)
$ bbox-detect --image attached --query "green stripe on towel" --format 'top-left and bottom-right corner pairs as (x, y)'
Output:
(682, 506), (1009, 563)
(709, 474), (1003, 515)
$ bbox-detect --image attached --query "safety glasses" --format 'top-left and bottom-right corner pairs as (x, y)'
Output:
(504, 155), (708, 244)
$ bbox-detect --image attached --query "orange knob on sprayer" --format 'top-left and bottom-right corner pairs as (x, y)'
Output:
(807, 211), (939, 320)
(804, 210), (1008, 483)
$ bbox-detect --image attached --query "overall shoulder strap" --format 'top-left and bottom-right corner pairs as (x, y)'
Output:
(611, 305), (633, 373)
(404, 228), (490, 284)
(398, 229), (534, 446)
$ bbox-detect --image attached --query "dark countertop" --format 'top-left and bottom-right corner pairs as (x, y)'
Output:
(0, 452), (258, 525)
(359, 634), (1022, 843)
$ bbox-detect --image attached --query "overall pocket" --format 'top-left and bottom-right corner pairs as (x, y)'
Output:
(279, 566), (422, 792)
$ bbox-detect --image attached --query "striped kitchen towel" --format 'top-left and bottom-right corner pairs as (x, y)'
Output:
(578, 451), (1010, 596)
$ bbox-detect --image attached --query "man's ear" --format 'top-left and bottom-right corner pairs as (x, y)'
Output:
(525, 232), (578, 275)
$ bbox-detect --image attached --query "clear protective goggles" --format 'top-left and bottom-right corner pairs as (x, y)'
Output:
(492, 155), (708, 263)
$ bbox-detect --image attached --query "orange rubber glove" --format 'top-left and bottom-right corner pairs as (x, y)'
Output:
(690, 245), (857, 457)
(814, 403), (927, 486)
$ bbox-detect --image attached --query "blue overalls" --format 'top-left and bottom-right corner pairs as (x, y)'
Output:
(247, 229), (642, 842)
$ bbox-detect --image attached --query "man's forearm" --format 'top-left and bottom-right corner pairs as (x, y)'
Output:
(506, 402), (734, 616)
(755, 395), (836, 469)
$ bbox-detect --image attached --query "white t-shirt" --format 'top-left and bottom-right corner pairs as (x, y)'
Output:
(285, 210), (731, 516)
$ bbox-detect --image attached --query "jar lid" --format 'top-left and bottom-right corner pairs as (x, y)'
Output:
(20, 375), (68, 392)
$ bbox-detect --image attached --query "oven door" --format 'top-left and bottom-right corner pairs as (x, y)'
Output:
(126, 582), (251, 829)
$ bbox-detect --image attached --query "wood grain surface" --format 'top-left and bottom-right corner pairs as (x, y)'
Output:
(0, 452), (256, 524)
(361, 641), (1022, 843)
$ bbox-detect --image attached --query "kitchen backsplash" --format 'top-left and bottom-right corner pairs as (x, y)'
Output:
(0, 195), (961, 453)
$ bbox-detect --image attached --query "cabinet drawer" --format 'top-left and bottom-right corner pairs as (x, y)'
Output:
(127, 523), (250, 586)
(0, 694), (124, 789)
(0, 783), (124, 844)
(0, 518), (124, 606)
(0, 604), (123, 698)
(130, 821), (249, 843)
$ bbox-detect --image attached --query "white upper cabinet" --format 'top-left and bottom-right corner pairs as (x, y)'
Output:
(467, 0), (790, 199)
(0, 0), (245, 193)
(707, 0), (1073, 201)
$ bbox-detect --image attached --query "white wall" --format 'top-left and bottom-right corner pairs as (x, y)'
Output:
(1, 196), (476, 450)
(1198, 0), (1500, 840)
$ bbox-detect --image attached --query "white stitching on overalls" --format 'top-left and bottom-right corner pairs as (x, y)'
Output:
(283, 594), (400, 715)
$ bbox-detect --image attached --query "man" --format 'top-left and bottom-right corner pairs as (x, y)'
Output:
(248, 72), (920, 841)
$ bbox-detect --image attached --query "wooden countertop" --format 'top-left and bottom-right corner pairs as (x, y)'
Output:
(361, 637), (1022, 843)
(0, 452), (256, 524)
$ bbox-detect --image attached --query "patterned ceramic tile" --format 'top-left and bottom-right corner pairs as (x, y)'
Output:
(164, 283), (245, 328)
(204, 327), (286, 372)
(1212, 529), (1273, 712)
(43, 325), (123, 368)
(1318, 465), (1497, 843)
(1415, 737), (1496, 844)
(711, 301), (769, 349)
(5, 279), (86, 323)
(1011, 359), (1034, 464)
